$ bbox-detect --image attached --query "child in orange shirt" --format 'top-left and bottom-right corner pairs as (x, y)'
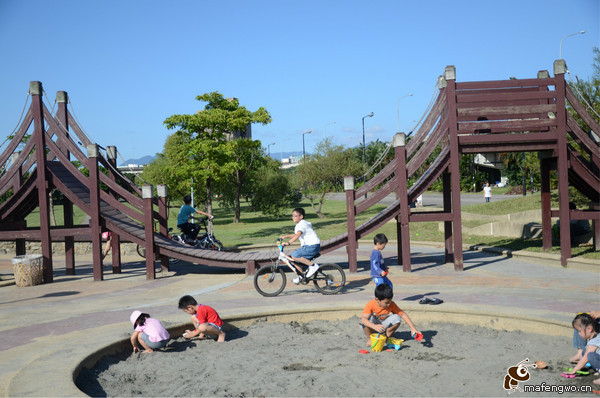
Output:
(360, 284), (420, 347)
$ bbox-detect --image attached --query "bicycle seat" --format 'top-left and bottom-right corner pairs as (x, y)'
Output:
(309, 253), (321, 261)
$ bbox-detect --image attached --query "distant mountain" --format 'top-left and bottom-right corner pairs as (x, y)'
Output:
(119, 151), (303, 166)
(120, 155), (156, 166)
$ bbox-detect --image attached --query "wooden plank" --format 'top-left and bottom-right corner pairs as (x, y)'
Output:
(456, 90), (556, 103)
(457, 104), (556, 117)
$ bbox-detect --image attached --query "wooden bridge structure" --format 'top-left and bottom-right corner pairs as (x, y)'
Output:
(0, 60), (598, 282)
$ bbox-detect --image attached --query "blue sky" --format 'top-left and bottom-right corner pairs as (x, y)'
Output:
(1, 0), (598, 161)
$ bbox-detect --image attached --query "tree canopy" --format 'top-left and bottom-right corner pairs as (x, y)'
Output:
(143, 92), (271, 221)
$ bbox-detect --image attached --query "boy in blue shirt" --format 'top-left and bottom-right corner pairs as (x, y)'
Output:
(177, 195), (213, 241)
(371, 233), (392, 289)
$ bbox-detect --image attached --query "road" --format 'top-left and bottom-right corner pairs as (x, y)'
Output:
(327, 191), (523, 208)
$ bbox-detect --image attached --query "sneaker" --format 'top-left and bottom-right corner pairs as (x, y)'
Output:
(306, 264), (319, 278)
(292, 277), (301, 284)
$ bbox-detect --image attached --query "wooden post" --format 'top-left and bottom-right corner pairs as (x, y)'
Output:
(592, 204), (600, 252)
(540, 155), (553, 252)
(554, 60), (571, 266)
(444, 66), (463, 270)
(142, 185), (156, 280)
(10, 151), (26, 255)
(57, 91), (76, 275)
(31, 81), (54, 283)
(344, 176), (358, 273)
(442, 172), (454, 263)
(393, 133), (411, 272)
(246, 260), (257, 275)
(157, 184), (169, 272)
(87, 144), (103, 281)
(537, 71), (554, 253)
(106, 146), (122, 273)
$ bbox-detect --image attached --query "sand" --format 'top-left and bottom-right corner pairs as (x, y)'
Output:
(76, 317), (595, 397)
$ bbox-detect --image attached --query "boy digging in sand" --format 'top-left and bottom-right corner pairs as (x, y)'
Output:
(360, 284), (420, 347)
(178, 295), (226, 342)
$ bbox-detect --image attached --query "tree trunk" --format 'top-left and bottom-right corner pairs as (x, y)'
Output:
(234, 170), (241, 223)
(206, 178), (213, 234)
(49, 189), (57, 226)
(316, 191), (326, 218)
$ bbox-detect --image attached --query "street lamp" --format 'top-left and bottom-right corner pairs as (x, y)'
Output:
(324, 121), (336, 140)
(362, 112), (374, 171)
(302, 130), (311, 160)
(267, 142), (275, 157)
(397, 94), (413, 132)
(559, 30), (585, 59)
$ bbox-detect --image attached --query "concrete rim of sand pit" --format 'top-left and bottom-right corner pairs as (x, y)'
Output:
(70, 307), (573, 397)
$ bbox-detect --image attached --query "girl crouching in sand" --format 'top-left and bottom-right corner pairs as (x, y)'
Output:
(563, 313), (600, 385)
(130, 310), (170, 353)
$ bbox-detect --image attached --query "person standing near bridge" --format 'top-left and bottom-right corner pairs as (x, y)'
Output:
(483, 182), (492, 203)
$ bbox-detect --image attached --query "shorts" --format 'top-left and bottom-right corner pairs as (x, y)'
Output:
(588, 352), (600, 372)
(360, 314), (402, 330)
(205, 322), (222, 331)
(140, 333), (170, 349)
(372, 276), (393, 289)
(292, 244), (320, 261)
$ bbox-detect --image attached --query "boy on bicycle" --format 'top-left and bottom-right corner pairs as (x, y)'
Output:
(177, 195), (213, 241)
(280, 207), (320, 284)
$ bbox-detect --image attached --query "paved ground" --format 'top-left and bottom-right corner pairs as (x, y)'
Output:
(0, 243), (598, 397)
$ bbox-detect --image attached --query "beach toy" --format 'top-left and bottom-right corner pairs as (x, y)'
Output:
(535, 361), (547, 369)
(382, 270), (389, 276)
(385, 337), (404, 350)
(563, 367), (590, 375)
(358, 349), (369, 354)
(412, 332), (423, 342)
(370, 333), (387, 352)
(560, 373), (576, 378)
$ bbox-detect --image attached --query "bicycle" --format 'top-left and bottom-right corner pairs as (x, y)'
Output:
(136, 217), (224, 260)
(181, 216), (224, 251)
(136, 227), (181, 264)
(253, 238), (346, 297)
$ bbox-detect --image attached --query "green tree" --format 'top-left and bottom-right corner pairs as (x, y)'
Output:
(250, 160), (300, 218)
(217, 138), (266, 222)
(296, 139), (362, 218)
(568, 47), (600, 129)
(161, 92), (271, 217)
(349, 139), (394, 178)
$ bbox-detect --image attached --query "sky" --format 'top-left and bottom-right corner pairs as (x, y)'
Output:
(0, 0), (598, 162)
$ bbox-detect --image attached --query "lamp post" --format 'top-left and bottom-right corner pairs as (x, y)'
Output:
(267, 142), (275, 157)
(559, 30), (585, 59)
(302, 130), (311, 160)
(324, 121), (336, 140)
(362, 112), (374, 171)
(397, 94), (413, 132)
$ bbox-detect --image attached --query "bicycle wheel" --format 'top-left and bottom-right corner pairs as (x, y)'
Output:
(166, 236), (181, 264)
(313, 263), (346, 295)
(136, 244), (146, 258)
(198, 236), (224, 251)
(254, 265), (286, 297)
(209, 238), (224, 251)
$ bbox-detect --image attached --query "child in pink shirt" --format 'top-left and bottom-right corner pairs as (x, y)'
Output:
(129, 310), (170, 353)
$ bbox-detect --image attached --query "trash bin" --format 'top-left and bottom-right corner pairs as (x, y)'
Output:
(12, 254), (43, 287)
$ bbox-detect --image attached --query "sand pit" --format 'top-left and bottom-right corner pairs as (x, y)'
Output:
(76, 316), (594, 397)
